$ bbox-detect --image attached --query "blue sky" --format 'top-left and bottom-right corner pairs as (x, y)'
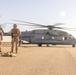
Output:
(0, 0), (76, 37)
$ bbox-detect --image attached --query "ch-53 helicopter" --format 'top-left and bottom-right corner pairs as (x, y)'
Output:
(11, 19), (76, 47)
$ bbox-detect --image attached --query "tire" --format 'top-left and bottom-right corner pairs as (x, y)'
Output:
(38, 44), (42, 47)
(47, 44), (49, 47)
(72, 44), (75, 47)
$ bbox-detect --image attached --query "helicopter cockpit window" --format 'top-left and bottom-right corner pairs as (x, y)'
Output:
(62, 37), (67, 40)
(70, 35), (75, 39)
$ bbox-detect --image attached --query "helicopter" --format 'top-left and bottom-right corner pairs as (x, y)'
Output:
(11, 19), (76, 47)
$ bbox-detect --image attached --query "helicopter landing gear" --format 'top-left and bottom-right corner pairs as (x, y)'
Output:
(19, 40), (21, 47)
(47, 44), (49, 47)
(38, 44), (42, 47)
(72, 44), (75, 47)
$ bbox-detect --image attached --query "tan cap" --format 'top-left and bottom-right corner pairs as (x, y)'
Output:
(13, 24), (17, 27)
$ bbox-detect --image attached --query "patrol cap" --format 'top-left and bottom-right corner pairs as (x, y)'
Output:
(13, 24), (17, 27)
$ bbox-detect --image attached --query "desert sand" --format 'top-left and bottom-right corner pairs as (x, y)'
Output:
(0, 44), (76, 75)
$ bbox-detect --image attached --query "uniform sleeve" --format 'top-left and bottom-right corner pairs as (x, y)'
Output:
(18, 29), (21, 36)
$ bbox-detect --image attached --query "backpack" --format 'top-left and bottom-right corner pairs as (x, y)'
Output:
(12, 28), (19, 37)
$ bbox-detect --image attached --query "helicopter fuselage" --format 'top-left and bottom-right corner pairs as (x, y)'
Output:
(20, 29), (76, 47)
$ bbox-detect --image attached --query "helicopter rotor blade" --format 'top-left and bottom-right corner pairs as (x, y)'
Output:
(10, 19), (76, 31)
(53, 23), (65, 26)
(11, 19), (46, 26)
(54, 27), (76, 31)
(5, 23), (29, 25)
(5, 23), (47, 28)
(11, 19), (65, 27)
(55, 27), (76, 29)
(57, 28), (76, 31)
(0, 23), (7, 28)
(6, 21), (76, 30)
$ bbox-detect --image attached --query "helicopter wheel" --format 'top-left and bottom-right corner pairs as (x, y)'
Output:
(47, 44), (49, 47)
(38, 44), (42, 47)
(19, 40), (22, 47)
(72, 44), (75, 47)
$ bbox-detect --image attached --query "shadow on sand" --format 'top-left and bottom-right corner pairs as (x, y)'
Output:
(20, 44), (74, 48)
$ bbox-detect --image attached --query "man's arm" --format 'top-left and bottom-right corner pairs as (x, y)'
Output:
(10, 29), (13, 38)
(18, 29), (21, 36)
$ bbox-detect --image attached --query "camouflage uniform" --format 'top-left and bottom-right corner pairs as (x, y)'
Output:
(10, 24), (21, 53)
(0, 26), (4, 52)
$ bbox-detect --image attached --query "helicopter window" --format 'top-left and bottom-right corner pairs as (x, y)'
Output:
(70, 35), (75, 39)
(64, 37), (67, 40)
(52, 37), (54, 39)
(62, 37), (67, 40)
(42, 36), (44, 39)
(62, 37), (64, 40)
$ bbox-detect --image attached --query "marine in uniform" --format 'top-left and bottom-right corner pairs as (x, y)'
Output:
(0, 25), (4, 52)
(10, 24), (21, 53)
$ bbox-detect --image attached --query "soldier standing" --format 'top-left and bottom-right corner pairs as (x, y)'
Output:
(10, 24), (21, 53)
(0, 25), (4, 52)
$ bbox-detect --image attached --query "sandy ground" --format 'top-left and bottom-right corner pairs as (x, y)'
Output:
(0, 44), (76, 75)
